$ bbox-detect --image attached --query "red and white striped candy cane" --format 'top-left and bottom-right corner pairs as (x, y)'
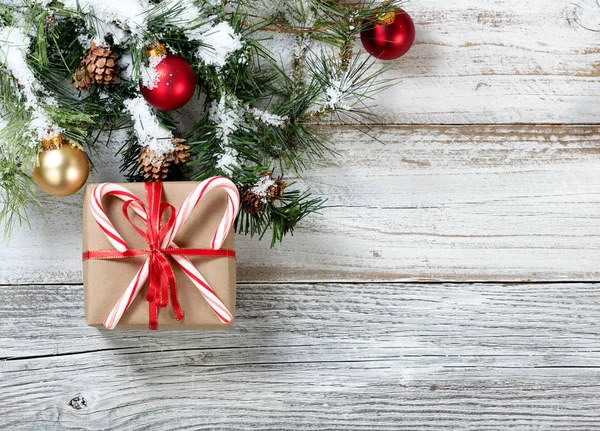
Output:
(91, 183), (148, 252)
(162, 176), (240, 249)
(162, 177), (240, 323)
(91, 183), (151, 328)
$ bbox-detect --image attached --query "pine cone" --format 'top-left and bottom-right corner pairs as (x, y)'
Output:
(85, 42), (118, 85)
(241, 189), (265, 214)
(138, 147), (172, 181)
(72, 61), (92, 91)
(258, 173), (285, 200)
(138, 139), (192, 181)
(172, 139), (191, 166)
(267, 179), (285, 200)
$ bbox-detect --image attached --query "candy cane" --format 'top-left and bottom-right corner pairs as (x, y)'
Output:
(163, 176), (240, 250)
(91, 183), (147, 252)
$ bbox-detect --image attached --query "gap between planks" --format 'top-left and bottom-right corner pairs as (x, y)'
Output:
(5, 345), (600, 364)
(3, 280), (600, 287)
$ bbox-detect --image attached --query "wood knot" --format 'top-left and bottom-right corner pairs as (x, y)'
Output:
(68, 396), (87, 410)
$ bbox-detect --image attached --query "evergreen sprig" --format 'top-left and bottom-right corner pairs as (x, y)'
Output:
(0, 160), (43, 239)
(0, 0), (401, 243)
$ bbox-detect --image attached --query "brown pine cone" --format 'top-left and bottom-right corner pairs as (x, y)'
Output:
(85, 42), (118, 85)
(267, 178), (285, 200)
(72, 61), (92, 91)
(258, 173), (285, 200)
(138, 139), (192, 181)
(241, 189), (265, 214)
(172, 139), (191, 166)
(138, 147), (172, 181)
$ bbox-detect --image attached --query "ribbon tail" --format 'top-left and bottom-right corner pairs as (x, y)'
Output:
(169, 279), (184, 322)
(149, 302), (158, 331)
(170, 254), (233, 323)
(104, 258), (150, 330)
(159, 255), (184, 322)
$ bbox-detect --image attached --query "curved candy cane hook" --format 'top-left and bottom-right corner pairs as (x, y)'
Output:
(163, 176), (240, 250)
(91, 183), (147, 252)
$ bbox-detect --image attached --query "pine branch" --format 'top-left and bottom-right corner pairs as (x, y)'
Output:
(235, 183), (325, 246)
(0, 0), (397, 244)
(0, 162), (43, 239)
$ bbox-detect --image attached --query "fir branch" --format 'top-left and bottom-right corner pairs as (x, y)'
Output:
(0, 73), (40, 167)
(235, 183), (325, 246)
(0, 0), (397, 244)
(0, 162), (43, 239)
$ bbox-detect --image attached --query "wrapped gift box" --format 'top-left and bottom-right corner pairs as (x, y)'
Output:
(82, 181), (237, 330)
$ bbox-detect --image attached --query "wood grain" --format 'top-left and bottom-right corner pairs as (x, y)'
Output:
(1, 282), (600, 429)
(2, 125), (600, 284)
(362, 0), (600, 124)
(3, 1), (600, 425)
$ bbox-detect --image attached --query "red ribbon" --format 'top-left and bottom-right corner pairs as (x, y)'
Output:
(83, 182), (235, 330)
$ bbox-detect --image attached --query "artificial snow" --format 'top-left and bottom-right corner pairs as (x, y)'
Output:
(209, 94), (242, 143)
(169, 0), (214, 40)
(170, 0), (205, 23)
(119, 52), (134, 80)
(0, 27), (41, 110)
(61, 0), (149, 44)
(252, 175), (275, 202)
(215, 147), (239, 176)
(209, 94), (243, 174)
(29, 110), (58, 140)
(0, 26), (59, 141)
(123, 96), (174, 155)
(248, 107), (287, 127)
(140, 54), (165, 90)
(325, 77), (352, 111)
(196, 22), (243, 69)
(77, 33), (92, 47)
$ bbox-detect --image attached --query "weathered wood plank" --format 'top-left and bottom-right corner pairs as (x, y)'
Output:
(3, 282), (600, 359)
(2, 125), (600, 283)
(1, 282), (600, 429)
(363, 0), (600, 123)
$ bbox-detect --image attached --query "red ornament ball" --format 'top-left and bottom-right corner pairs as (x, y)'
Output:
(140, 55), (197, 111)
(360, 8), (415, 60)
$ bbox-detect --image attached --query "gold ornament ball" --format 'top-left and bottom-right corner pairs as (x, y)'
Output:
(33, 138), (90, 197)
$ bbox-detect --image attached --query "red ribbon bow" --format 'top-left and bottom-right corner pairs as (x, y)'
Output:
(83, 181), (238, 330)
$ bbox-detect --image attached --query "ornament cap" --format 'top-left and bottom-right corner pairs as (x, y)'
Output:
(146, 43), (167, 58)
(41, 133), (64, 150)
(377, 10), (396, 26)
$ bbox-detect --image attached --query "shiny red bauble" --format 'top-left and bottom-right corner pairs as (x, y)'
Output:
(360, 8), (415, 60)
(140, 55), (197, 111)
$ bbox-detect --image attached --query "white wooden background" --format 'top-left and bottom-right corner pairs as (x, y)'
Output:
(2, 0), (600, 429)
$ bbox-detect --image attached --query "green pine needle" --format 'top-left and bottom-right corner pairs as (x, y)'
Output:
(0, 0), (397, 245)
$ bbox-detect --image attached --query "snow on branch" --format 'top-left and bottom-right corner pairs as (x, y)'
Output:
(0, 27), (60, 142)
(123, 96), (174, 154)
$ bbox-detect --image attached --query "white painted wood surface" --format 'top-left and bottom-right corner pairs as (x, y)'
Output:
(368, 0), (600, 124)
(2, 282), (600, 429)
(2, 125), (600, 283)
(2, 0), (600, 428)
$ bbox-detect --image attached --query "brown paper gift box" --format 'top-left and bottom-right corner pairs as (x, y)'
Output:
(82, 182), (236, 330)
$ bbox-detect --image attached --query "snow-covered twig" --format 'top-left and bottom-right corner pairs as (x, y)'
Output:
(123, 96), (174, 154)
